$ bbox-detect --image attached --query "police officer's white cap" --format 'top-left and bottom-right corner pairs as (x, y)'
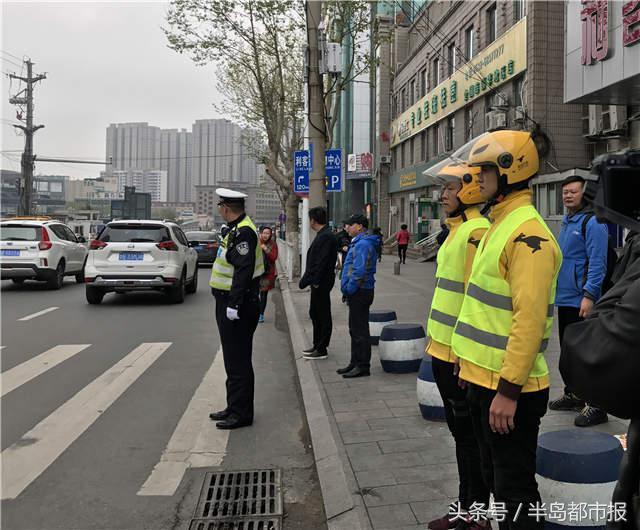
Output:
(216, 188), (247, 205)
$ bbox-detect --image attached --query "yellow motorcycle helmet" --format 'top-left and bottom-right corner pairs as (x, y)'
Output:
(435, 163), (484, 206)
(467, 130), (539, 185)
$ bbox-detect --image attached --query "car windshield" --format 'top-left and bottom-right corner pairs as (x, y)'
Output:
(0, 225), (42, 241)
(99, 225), (171, 243)
(185, 231), (217, 241)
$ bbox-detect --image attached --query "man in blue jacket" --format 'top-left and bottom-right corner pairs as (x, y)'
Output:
(549, 175), (610, 427)
(338, 214), (378, 379)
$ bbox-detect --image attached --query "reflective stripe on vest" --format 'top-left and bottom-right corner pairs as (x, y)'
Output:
(427, 216), (490, 346)
(451, 205), (561, 378)
(209, 215), (264, 291)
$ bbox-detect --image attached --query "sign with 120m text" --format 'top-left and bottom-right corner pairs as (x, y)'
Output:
(294, 148), (344, 194)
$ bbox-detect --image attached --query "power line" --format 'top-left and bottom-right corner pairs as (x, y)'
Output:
(0, 50), (25, 62)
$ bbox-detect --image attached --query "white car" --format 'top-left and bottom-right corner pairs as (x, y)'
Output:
(0, 218), (88, 289)
(84, 220), (198, 304)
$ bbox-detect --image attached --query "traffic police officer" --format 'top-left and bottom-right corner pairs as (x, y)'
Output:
(452, 131), (562, 529)
(208, 188), (264, 429)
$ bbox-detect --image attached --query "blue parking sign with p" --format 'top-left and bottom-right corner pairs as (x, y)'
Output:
(294, 150), (310, 195)
(325, 148), (343, 193)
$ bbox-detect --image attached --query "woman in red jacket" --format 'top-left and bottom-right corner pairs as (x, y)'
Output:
(395, 224), (411, 264)
(259, 226), (278, 323)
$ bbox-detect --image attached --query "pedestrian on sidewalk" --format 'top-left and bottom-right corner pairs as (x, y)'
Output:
(548, 175), (610, 427)
(299, 206), (338, 360)
(452, 130), (562, 530)
(373, 227), (384, 262)
(258, 226), (278, 323)
(338, 214), (378, 379)
(208, 188), (265, 430)
(423, 163), (491, 530)
(395, 224), (410, 264)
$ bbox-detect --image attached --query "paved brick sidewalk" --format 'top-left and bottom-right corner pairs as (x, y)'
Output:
(287, 257), (629, 530)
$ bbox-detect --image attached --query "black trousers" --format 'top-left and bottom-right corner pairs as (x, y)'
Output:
(467, 384), (549, 530)
(347, 289), (374, 369)
(557, 306), (583, 396)
(259, 291), (268, 315)
(309, 286), (332, 353)
(431, 358), (490, 510)
(398, 244), (408, 263)
(214, 291), (260, 422)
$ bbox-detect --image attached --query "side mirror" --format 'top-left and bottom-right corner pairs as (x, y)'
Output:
(77, 236), (87, 244)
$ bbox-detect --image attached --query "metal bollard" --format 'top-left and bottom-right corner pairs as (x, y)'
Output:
(393, 261), (401, 275)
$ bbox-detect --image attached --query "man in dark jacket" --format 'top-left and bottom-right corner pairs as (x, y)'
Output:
(338, 214), (378, 379)
(299, 206), (338, 360)
(550, 175), (610, 427)
(560, 150), (640, 530)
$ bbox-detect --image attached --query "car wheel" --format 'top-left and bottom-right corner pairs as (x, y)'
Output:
(186, 267), (198, 294)
(11, 278), (25, 285)
(75, 261), (86, 284)
(86, 286), (104, 304)
(48, 260), (65, 290)
(167, 269), (186, 304)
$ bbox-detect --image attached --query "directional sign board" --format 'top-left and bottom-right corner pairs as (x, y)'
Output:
(294, 150), (310, 195)
(325, 148), (343, 193)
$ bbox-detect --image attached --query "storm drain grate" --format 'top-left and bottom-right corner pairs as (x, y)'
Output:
(189, 469), (282, 530)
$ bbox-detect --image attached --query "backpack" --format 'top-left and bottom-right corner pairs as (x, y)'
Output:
(581, 213), (618, 294)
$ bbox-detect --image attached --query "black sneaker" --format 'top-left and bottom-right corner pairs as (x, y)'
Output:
(575, 405), (608, 427)
(303, 350), (327, 360)
(549, 393), (585, 411)
(302, 347), (317, 354)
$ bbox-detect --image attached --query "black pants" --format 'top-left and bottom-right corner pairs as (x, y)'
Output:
(214, 291), (261, 422)
(259, 291), (268, 315)
(467, 384), (549, 530)
(347, 289), (374, 370)
(309, 286), (332, 353)
(432, 358), (490, 510)
(398, 244), (408, 263)
(557, 306), (583, 396)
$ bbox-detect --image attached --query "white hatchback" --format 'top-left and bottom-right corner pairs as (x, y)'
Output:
(84, 220), (198, 304)
(0, 218), (88, 289)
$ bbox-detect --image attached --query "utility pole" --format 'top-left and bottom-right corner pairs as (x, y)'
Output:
(306, 0), (326, 209)
(9, 60), (46, 216)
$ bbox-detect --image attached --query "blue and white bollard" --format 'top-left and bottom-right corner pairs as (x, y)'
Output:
(369, 310), (397, 345)
(416, 356), (446, 421)
(536, 429), (624, 530)
(378, 324), (427, 374)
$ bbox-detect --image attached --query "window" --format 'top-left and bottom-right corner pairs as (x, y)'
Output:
(392, 94), (398, 118)
(401, 88), (407, 112)
(433, 124), (440, 155)
(36, 181), (49, 192)
(465, 26), (475, 59)
(99, 224), (171, 243)
(447, 44), (456, 77)
(446, 116), (455, 151)
(515, 76), (525, 108)
(50, 182), (63, 193)
(582, 105), (591, 135)
(0, 225), (42, 241)
(174, 227), (189, 246)
(401, 142), (406, 168)
(433, 58), (441, 87)
(410, 137), (415, 165)
(63, 226), (78, 242)
(421, 130), (428, 161)
(487, 5), (497, 44)
(465, 107), (474, 141)
(410, 79), (416, 104)
(514, 0), (525, 22)
(420, 69), (427, 98)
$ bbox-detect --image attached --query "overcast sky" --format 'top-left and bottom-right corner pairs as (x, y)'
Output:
(1, 1), (223, 180)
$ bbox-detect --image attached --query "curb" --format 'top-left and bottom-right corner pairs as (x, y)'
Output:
(278, 271), (368, 530)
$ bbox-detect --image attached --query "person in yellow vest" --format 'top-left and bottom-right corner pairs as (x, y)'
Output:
(424, 163), (491, 530)
(208, 188), (265, 430)
(452, 131), (562, 529)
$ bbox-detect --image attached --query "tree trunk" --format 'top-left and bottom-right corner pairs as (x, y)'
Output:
(284, 191), (300, 278)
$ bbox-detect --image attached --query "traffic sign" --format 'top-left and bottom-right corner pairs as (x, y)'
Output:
(294, 150), (310, 195)
(325, 148), (343, 193)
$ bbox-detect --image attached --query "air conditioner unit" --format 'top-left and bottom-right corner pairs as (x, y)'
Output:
(324, 43), (342, 74)
(603, 105), (627, 133)
(486, 111), (507, 130)
(390, 205), (398, 215)
(432, 190), (440, 201)
(380, 155), (392, 164)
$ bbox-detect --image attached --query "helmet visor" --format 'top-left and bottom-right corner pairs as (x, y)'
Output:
(423, 133), (491, 184)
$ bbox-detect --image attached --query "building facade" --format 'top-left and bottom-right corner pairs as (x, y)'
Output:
(377, 0), (591, 239)
(159, 128), (193, 204)
(114, 169), (168, 202)
(105, 122), (161, 174)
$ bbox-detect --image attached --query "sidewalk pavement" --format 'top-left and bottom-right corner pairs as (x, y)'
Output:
(279, 256), (629, 530)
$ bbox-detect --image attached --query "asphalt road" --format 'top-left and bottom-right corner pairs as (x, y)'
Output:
(0, 268), (325, 530)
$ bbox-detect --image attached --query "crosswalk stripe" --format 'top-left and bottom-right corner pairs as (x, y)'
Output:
(1, 342), (172, 500)
(17, 307), (59, 321)
(1, 344), (91, 397)
(138, 346), (228, 496)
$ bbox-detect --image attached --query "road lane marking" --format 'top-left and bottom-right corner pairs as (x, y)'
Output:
(1, 344), (91, 397)
(1, 342), (172, 500)
(17, 307), (59, 322)
(138, 346), (228, 496)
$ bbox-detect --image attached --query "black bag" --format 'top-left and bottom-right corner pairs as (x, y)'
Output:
(581, 213), (618, 294)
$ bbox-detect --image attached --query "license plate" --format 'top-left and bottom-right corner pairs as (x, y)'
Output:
(1, 249), (20, 257)
(119, 252), (143, 261)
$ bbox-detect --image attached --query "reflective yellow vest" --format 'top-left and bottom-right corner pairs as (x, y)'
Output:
(427, 215), (490, 347)
(451, 205), (560, 378)
(209, 215), (264, 290)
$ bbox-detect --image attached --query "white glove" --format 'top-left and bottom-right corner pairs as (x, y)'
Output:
(226, 307), (240, 320)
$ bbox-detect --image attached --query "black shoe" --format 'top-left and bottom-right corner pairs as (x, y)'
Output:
(342, 367), (370, 378)
(216, 414), (253, 430)
(336, 365), (355, 375)
(303, 350), (328, 359)
(209, 409), (230, 421)
(302, 347), (317, 354)
(549, 393), (585, 411)
(575, 405), (608, 427)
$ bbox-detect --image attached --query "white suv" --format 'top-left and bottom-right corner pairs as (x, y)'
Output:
(84, 220), (198, 304)
(0, 218), (88, 289)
